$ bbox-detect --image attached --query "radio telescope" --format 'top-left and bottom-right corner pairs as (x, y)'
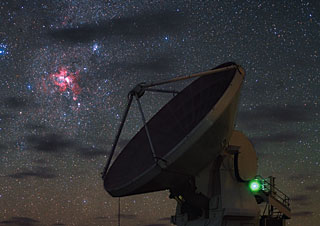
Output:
(102, 62), (291, 226)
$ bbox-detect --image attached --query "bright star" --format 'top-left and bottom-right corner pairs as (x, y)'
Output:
(0, 44), (8, 56)
(92, 43), (98, 52)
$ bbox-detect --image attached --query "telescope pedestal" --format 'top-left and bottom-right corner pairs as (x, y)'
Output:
(171, 153), (260, 226)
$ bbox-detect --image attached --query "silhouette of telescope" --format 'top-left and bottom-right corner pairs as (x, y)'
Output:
(103, 62), (245, 197)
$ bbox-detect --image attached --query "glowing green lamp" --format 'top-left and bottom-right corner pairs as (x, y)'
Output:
(249, 179), (262, 192)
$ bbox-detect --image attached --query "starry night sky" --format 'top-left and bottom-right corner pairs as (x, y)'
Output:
(0, 1), (319, 226)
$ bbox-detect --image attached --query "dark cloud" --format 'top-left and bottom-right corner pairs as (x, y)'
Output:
(288, 174), (306, 181)
(291, 194), (309, 202)
(251, 131), (301, 146)
(288, 174), (305, 181)
(74, 137), (130, 159)
(92, 55), (176, 80)
(49, 11), (186, 43)
(291, 211), (313, 217)
(0, 143), (7, 152)
(90, 137), (129, 149)
(32, 159), (48, 165)
(3, 97), (38, 110)
(7, 166), (57, 179)
(287, 173), (316, 181)
(3, 97), (28, 109)
(0, 216), (40, 226)
(290, 194), (312, 206)
(49, 25), (93, 43)
(237, 104), (315, 130)
(304, 184), (320, 191)
(25, 123), (47, 131)
(77, 147), (106, 159)
(26, 133), (75, 153)
(123, 57), (173, 74)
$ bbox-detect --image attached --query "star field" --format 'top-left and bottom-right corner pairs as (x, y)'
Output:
(0, 1), (319, 226)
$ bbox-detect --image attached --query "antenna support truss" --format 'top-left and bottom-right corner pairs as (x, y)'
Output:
(102, 64), (240, 179)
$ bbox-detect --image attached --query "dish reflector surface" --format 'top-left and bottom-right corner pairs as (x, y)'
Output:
(104, 63), (244, 197)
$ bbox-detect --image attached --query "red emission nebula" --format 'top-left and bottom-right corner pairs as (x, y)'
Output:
(41, 67), (81, 101)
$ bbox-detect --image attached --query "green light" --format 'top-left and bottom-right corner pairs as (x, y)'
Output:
(249, 179), (262, 192)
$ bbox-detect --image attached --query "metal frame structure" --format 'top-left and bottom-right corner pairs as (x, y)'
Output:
(101, 63), (291, 226)
(102, 64), (239, 179)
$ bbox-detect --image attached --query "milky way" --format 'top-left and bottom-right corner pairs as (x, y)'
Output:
(0, 1), (319, 226)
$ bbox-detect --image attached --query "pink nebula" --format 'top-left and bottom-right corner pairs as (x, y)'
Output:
(49, 67), (81, 100)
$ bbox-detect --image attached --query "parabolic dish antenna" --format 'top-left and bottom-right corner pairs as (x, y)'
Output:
(101, 62), (291, 226)
(103, 62), (244, 197)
